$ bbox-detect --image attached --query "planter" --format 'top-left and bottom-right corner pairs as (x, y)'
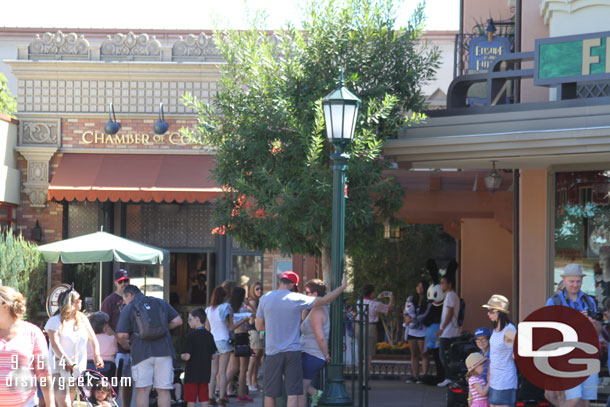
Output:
(373, 353), (410, 360)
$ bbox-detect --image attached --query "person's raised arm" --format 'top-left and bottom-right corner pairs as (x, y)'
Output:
(313, 274), (347, 308)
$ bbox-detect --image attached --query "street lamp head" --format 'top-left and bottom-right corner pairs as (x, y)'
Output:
(322, 72), (361, 144)
(484, 161), (503, 194)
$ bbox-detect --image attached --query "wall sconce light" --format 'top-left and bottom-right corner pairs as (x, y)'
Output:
(31, 220), (42, 242)
(154, 103), (169, 135)
(104, 103), (121, 135)
(383, 218), (401, 240)
(484, 161), (503, 194)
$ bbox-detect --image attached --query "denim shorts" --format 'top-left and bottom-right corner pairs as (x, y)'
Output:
(565, 374), (598, 401)
(302, 352), (326, 380)
(488, 387), (516, 405)
(215, 339), (233, 354)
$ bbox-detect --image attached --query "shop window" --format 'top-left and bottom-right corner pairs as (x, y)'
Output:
(232, 254), (263, 296)
(272, 258), (292, 289)
(554, 171), (610, 303)
(124, 264), (165, 300)
(126, 204), (214, 249)
(68, 202), (99, 237)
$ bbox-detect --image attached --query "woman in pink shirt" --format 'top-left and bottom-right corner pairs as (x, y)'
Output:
(87, 311), (118, 378)
(0, 286), (55, 407)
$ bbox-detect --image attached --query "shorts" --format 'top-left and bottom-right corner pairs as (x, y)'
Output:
(407, 335), (425, 341)
(565, 374), (598, 400)
(264, 351), (303, 397)
(132, 356), (173, 389)
(302, 352), (326, 380)
(115, 352), (132, 378)
(249, 330), (264, 350)
(215, 340), (233, 354)
(425, 324), (440, 349)
(488, 387), (516, 405)
(183, 382), (209, 403)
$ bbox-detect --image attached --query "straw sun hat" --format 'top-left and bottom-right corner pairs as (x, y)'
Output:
(465, 353), (487, 372)
(481, 294), (510, 314)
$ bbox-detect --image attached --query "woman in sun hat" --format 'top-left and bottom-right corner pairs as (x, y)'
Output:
(482, 294), (517, 407)
(466, 352), (490, 407)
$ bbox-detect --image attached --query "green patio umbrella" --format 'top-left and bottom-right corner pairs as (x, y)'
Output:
(38, 231), (169, 308)
(37, 231), (168, 264)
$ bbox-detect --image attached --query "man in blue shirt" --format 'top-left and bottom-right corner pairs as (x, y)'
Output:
(544, 264), (600, 407)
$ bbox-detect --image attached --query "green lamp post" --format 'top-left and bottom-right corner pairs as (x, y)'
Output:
(318, 73), (361, 407)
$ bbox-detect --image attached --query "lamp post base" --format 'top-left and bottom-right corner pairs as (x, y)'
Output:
(317, 364), (353, 407)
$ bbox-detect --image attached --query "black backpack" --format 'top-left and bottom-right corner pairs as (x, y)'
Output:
(132, 296), (169, 340)
(457, 297), (466, 327)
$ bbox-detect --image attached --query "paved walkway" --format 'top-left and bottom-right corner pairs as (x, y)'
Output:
(215, 379), (447, 407)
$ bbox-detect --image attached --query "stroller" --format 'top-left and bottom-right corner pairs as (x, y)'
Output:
(75, 369), (119, 407)
(445, 332), (548, 407)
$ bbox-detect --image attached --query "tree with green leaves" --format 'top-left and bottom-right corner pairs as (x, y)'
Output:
(184, 0), (439, 282)
(0, 229), (47, 319)
(0, 73), (17, 118)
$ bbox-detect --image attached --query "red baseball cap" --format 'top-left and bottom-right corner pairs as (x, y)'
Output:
(114, 269), (129, 282)
(280, 271), (299, 286)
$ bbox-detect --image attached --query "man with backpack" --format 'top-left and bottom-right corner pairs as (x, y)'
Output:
(117, 284), (183, 407)
(544, 264), (600, 407)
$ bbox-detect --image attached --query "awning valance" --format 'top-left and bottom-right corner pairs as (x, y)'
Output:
(48, 153), (221, 203)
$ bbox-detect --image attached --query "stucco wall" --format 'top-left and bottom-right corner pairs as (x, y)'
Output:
(518, 169), (550, 320)
(460, 218), (513, 332)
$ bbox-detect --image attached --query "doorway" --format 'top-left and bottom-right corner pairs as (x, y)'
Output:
(169, 252), (216, 308)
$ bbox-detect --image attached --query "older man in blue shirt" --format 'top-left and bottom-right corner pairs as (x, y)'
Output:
(544, 264), (600, 407)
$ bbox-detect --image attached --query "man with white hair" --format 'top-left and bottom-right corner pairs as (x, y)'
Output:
(544, 264), (600, 407)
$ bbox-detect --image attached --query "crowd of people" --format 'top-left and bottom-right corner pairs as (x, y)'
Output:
(399, 260), (603, 407)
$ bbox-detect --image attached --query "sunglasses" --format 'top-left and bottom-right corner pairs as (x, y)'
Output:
(255, 287), (262, 291)
(118, 279), (130, 284)
(487, 310), (498, 314)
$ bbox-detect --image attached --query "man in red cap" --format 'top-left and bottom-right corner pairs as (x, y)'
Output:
(101, 269), (133, 407)
(256, 271), (347, 407)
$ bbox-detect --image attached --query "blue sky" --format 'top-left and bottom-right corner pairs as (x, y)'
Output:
(0, 0), (459, 31)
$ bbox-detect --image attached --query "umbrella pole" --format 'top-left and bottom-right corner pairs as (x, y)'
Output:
(47, 263), (52, 294)
(99, 261), (103, 311)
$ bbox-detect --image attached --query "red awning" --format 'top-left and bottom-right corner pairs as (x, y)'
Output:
(48, 154), (221, 203)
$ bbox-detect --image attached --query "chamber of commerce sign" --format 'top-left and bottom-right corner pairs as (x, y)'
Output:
(535, 31), (610, 85)
(81, 131), (195, 146)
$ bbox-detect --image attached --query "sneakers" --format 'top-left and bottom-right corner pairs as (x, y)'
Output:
(209, 399), (218, 406)
(237, 395), (254, 402)
(310, 389), (323, 407)
(248, 385), (259, 392)
(405, 376), (417, 384)
(437, 379), (452, 387)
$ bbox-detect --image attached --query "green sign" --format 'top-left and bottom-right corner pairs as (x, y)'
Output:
(535, 31), (610, 86)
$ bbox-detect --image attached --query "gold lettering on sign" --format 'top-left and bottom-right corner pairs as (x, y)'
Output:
(80, 131), (191, 145)
(582, 38), (601, 75)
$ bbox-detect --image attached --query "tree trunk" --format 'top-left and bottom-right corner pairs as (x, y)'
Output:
(321, 246), (331, 285)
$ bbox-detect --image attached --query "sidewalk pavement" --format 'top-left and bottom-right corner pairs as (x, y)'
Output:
(224, 379), (447, 407)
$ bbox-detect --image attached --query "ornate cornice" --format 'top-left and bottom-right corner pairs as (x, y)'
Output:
(541, 0), (610, 25)
(172, 33), (219, 59)
(28, 31), (89, 58)
(19, 119), (61, 146)
(101, 32), (162, 59)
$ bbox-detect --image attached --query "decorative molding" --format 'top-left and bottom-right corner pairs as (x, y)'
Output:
(28, 31), (89, 58)
(16, 147), (57, 208)
(172, 33), (219, 60)
(19, 119), (61, 146)
(101, 32), (161, 59)
(540, 0), (610, 25)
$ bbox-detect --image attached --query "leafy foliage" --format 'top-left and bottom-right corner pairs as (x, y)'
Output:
(0, 229), (47, 319)
(0, 74), (17, 118)
(183, 0), (439, 274)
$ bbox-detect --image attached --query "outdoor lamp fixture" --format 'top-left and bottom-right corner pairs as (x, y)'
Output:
(154, 102), (169, 135)
(318, 72), (360, 407)
(486, 18), (496, 42)
(383, 218), (401, 240)
(104, 103), (121, 135)
(31, 220), (42, 242)
(485, 161), (503, 194)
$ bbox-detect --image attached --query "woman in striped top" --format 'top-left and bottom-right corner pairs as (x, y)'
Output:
(0, 286), (54, 407)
